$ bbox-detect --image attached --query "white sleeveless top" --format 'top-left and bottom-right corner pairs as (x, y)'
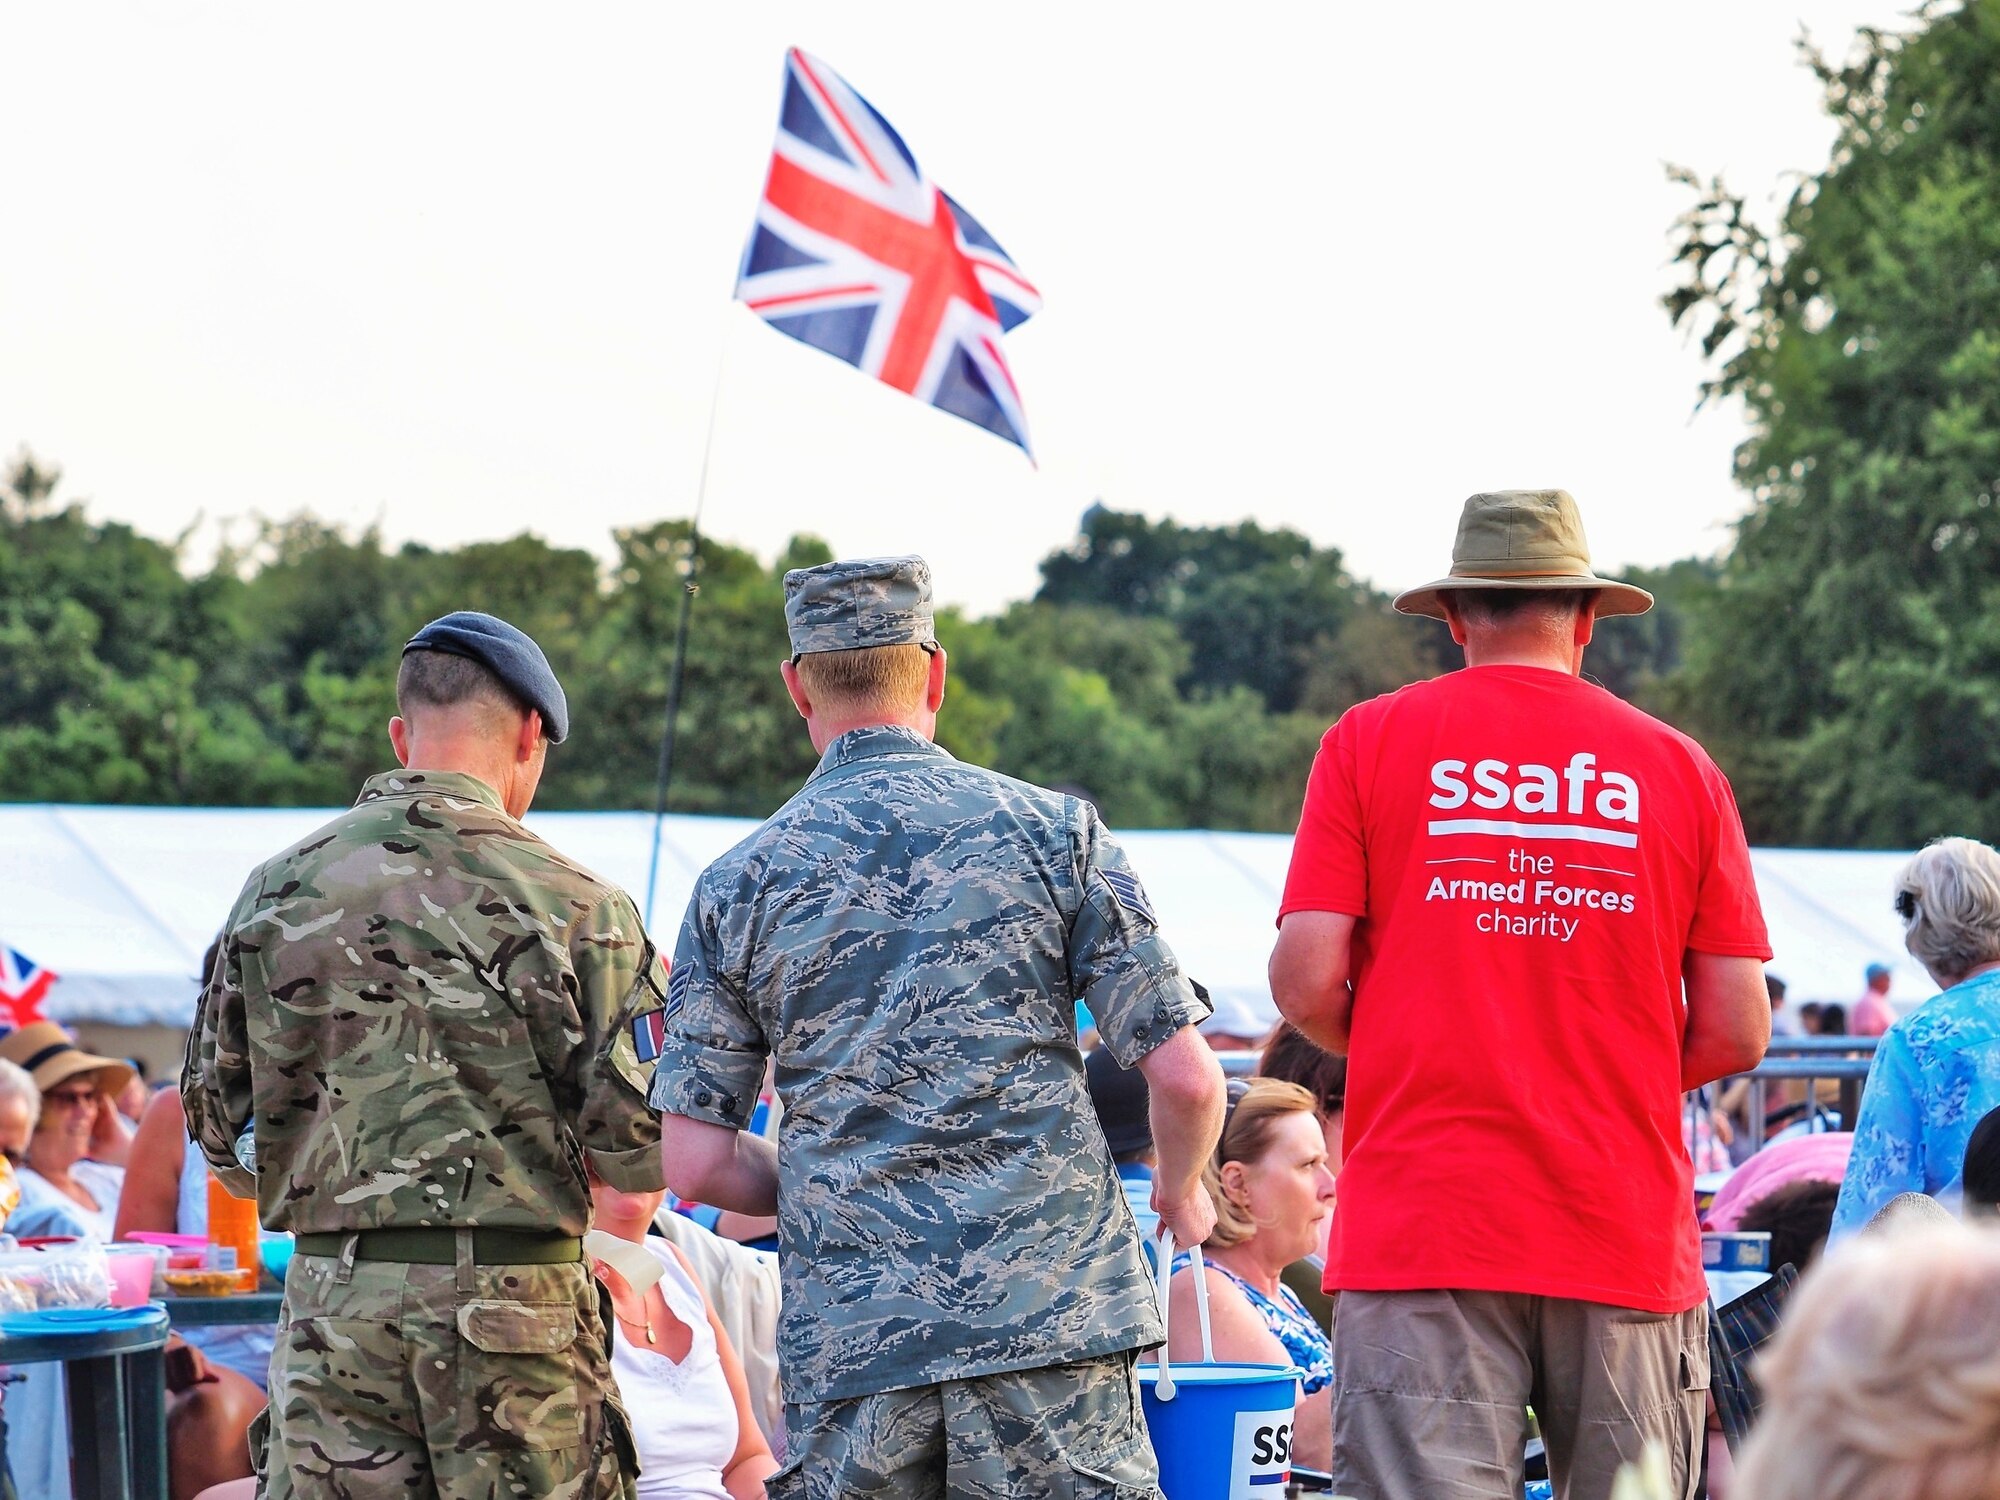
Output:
(611, 1239), (736, 1500)
(177, 1134), (277, 1389)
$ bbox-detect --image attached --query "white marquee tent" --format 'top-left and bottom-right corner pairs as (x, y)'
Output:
(0, 803), (1933, 1030)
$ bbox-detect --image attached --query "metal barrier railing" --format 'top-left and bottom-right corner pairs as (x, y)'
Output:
(1707, 1035), (1879, 1153)
(1226, 1035), (1879, 1156)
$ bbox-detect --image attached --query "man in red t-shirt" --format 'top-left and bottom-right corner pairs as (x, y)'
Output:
(1269, 490), (1773, 1500)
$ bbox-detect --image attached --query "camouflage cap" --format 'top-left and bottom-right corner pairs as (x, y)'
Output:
(783, 555), (937, 659)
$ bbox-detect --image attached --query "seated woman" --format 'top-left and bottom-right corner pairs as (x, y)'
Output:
(1256, 1024), (1347, 1329)
(197, 1170), (782, 1500)
(1167, 1078), (1337, 1472)
(0, 1022), (134, 1239)
(1732, 1221), (2000, 1500)
(591, 1166), (778, 1500)
(1834, 836), (2000, 1234)
(115, 1086), (269, 1500)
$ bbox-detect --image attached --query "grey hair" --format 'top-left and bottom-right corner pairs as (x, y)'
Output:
(1731, 1222), (2000, 1500)
(1897, 837), (2000, 984)
(0, 1058), (39, 1133)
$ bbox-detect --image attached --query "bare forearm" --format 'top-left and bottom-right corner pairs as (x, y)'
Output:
(1275, 984), (1353, 1055)
(1681, 952), (1771, 1090)
(724, 1453), (778, 1500)
(1269, 914), (1358, 1056)
(1682, 1037), (1765, 1092)
(1149, 1063), (1226, 1202)
(663, 1126), (780, 1216)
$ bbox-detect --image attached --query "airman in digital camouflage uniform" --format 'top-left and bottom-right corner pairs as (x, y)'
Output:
(184, 612), (667, 1500)
(650, 556), (1229, 1500)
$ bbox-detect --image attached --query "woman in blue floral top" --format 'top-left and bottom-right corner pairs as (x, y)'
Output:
(1167, 1078), (1338, 1471)
(1832, 837), (2000, 1237)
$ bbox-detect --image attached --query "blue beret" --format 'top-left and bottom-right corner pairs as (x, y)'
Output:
(403, 611), (569, 743)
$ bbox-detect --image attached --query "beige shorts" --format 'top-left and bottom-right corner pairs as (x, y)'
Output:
(1330, 1290), (1708, 1500)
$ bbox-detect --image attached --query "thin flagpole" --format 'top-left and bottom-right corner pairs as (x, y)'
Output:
(642, 341), (728, 927)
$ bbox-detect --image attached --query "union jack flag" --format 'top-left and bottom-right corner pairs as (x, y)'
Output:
(737, 48), (1043, 456)
(0, 947), (55, 1030)
(631, 1008), (667, 1065)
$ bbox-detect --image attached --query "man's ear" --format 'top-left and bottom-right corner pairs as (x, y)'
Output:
(517, 709), (545, 763)
(780, 659), (813, 721)
(1573, 598), (1598, 651)
(925, 647), (948, 714)
(1439, 598), (1469, 648)
(388, 715), (412, 767)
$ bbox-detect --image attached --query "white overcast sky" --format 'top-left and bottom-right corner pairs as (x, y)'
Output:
(1, 3), (1921, 615)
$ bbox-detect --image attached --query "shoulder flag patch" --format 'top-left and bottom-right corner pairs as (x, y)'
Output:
(631, 1009), (666, 1064)
(1100, 868), (1157, 927)
(663, 964), (692, 1021)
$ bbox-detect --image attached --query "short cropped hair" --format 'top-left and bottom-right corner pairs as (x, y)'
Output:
(396, 649), (529, 725)
(1440, 588), (1593, 628)
(1731, 1223), (2000, 1500)
(1257, 1024), (1346, 1119)
(1201, 1078), (1318, 1250)
(793, 643), (931, 718)
(1736, 1179), (1841, 1274)
(1896, 837), (2000, 983)
(0, 1059), (38, 1133)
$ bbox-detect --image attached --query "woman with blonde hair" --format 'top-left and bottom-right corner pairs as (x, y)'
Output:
(1166, 1078), (1337, 1471)
(1731, 1223), (2000, 1499)
(1833, 836), (2000, 1233)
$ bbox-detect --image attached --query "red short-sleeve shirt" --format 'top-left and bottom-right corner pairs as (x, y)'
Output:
(1281, 665), (1771, 1312)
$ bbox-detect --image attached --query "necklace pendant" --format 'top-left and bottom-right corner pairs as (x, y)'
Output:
(645, 1324), (656, 1345)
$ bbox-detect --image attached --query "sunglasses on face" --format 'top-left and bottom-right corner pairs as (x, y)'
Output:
(41, 1088), (98, 1111)
(1895, 889), (1918, 924)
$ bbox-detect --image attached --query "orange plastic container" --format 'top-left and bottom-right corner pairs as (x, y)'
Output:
(206, 1173), (262, 1293)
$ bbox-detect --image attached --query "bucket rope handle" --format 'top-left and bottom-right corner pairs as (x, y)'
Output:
(1151, 1224), (1216, 1402)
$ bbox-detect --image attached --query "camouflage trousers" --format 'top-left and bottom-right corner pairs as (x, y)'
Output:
(769, 1351), (1164, 1500)
(252, 1245), (635, 1500)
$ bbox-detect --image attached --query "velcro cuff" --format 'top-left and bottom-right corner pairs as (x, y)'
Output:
(647, 1037), (764, 1130)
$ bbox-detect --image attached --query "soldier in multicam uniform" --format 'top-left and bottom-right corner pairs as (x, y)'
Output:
(183, 611), (667, 1500)
(650, 556), (1229, 1499)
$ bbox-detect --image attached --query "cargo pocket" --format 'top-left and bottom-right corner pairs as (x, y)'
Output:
(458, 1299), (584, 1450)
(1682, 1325), (1712, 1394)
(1064, 1434), (1162, 1499)
(763, 1456), (807, 1500)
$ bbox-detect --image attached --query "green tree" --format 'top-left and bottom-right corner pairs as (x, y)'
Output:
(1663, 1), (2000, 844)
(1037, 505), (1376, 712)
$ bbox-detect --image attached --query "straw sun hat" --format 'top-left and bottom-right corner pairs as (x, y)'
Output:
(0, 1022), (136, 1099)
(1392, 489), (1653, 622)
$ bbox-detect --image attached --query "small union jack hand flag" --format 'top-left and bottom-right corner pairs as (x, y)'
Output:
(737, 48), (1043, 456)
(0, 947), (56, 1030)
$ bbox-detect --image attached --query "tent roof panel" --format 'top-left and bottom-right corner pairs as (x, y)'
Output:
(0, 804), (1937, 1029)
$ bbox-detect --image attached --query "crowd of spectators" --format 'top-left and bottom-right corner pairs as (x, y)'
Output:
(10, 824), (2000, 1497)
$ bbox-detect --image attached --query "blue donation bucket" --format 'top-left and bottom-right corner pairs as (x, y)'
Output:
(1139, 1229), (1303, 1498)
(1140, 1361), (1302, 1498)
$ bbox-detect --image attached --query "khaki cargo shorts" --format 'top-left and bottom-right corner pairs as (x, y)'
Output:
(1330, 1289), (1709, 1500)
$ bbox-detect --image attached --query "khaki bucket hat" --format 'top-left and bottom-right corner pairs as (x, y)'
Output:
(1393, 489), (1653, 621)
